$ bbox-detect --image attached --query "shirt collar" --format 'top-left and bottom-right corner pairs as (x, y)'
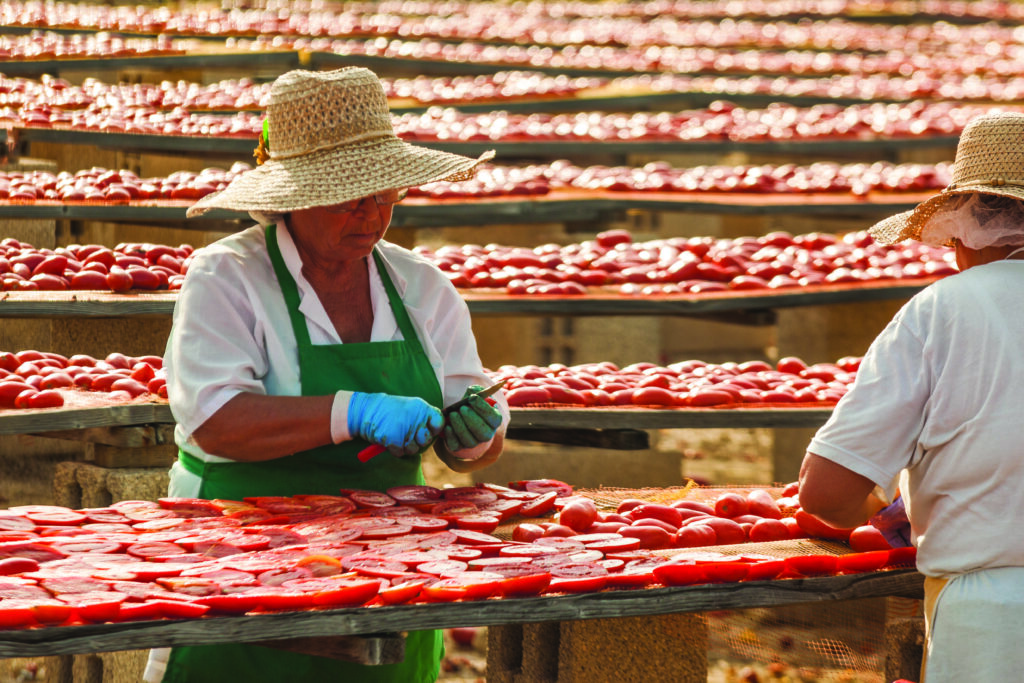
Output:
(271, 220), (403, 342)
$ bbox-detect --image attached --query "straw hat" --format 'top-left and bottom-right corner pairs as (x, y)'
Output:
(869, 110), (1024, 246)
(186, 68), (494, 217)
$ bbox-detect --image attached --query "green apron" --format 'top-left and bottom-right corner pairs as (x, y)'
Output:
(162, 226), (444, 683)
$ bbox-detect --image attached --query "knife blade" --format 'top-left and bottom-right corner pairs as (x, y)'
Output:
(356, 379), (507, 463)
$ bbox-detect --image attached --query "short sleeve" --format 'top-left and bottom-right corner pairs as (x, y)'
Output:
(807, 308), (931, 500)
(163, 245), (273, 437)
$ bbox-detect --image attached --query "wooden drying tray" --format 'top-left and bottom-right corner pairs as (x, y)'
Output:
(0, 565), (921, 658)
(7, 126), (962, 161)
(0, 189), (936, 230)
(0, 276), (935, 321)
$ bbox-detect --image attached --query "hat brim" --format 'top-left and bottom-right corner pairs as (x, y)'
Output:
(186, 137), (494, 217)
(868, 184), (1024, 246)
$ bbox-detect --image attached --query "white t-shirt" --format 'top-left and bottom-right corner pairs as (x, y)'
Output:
(162, 222), (509, 497)
(808, 259), (1024, 578)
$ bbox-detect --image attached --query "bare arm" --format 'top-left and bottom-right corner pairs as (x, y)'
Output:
(433, 432), (504, 474)
(798, 452), (887, 529)
(191, 393), (334, 461)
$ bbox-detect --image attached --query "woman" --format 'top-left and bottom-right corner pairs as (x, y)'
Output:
(144, 67), (509, 683)
(798, 110), (1024, 682)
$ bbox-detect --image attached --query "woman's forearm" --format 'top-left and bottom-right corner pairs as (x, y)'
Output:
(190, 393), (335, 461)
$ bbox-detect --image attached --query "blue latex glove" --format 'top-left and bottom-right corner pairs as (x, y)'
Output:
(869, 495), (913, 548)
(347, 392), (443, 457)
(442, 385), (503, 453)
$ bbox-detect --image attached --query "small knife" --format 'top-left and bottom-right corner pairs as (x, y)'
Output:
(356, 379), (507, 463)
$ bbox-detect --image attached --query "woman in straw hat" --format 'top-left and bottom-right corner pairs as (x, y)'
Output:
(144, 67), (508, 683)
(797, 110), (1024, 681)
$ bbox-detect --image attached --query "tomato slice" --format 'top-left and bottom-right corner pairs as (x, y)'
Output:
(517, 479), (574, 497)
(0, 600), (35, 629)
(0, 541), (67, 563)
(546, 562), (609, 593)
(385, 485), (443, 506)
(653, 562), (707, 586)
(443, 487), (499, 506)
(783, 554), (839, 577)
(347, 491), (397, 509)
(378, 580), (426, 605)
(451, 515), (500, 534)
(196, 592), (266, 614)
(477, 499), (524, 521)
(701, 561), (749, 583)
(836, 550), (890, 575)
(885, 546), (918, 568)
(153, 600), (211, 620)
(497, 570), (551, 597)
(59, 591), (126, 623)
(518, 492), (557, 517)
(744, 559), (785, 582)
(309, 578), (382, 608)
(605, 558), (666, 588)
(247, 588), (314, 612)
(416, 559), (469, 577)
(404, 516), (450, 533)
(421, 573), (500, 602)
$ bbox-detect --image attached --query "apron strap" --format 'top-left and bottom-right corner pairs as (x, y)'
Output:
(265, 223), (312, 348)
(371, 250), (430, 360)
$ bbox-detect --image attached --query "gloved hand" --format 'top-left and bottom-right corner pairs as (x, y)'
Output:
(442, 385), (503, 455)
(347, 392), (444, 457)
(869, 495), (913, 548)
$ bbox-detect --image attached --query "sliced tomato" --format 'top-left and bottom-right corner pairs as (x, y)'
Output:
(153, 600), (211, 620)
(546, 562), (608, 593)
(885, 546), (918, 568)
(347, 491), (397, 509)
(605, 558), (665, 588)
(0, 557), (39, 576)
(518, 492), (558, 518)
(793, 510), (853, 542)
(0, 600), (35, 629)
(518, 479), (574, 497)
(497, 571), (551, 597)
(59, 591), (126, 623)
(309, 578), (382, 607)
(422, 573), (500, 602)
(378, 580), (426, 605)
(783, 554), (839, 577)
(836, 550), (890, 575)
(247, 588), (314, 612)
(451, 515), (500, 534)
(653, 562), (707, 586)
(701, 561), (749, 583)
(744, 559), (785, 582)
(196, 592), (265, 614)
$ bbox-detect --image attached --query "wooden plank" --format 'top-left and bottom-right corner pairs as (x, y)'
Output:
(0, 570), (922, 658)
(505, 427), (650, 450)
(509, 407), (835, 429)
(0, 279), (931, 320)
(1, 401), (833, 435)
(0, 404), (174, 436)
(31, 425), (175, 448)
(10, 127), (962, 162)
(254, 633), (405, 665)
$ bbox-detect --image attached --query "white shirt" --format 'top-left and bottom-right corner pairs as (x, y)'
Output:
(808, 260), (1024, 578)
(162, 221), (509, 497)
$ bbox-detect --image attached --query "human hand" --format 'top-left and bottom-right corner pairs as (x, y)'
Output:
(442, 385), (503, 457)
(869, 495), (912, 548)
(347, 392), (444, 457)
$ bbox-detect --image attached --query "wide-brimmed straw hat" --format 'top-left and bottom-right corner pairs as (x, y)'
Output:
(186, 67), (494, 217)
(869, 110), (1024, 246)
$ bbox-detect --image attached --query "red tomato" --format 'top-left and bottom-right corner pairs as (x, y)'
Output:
(631, 387), (676, 406)
(745, 559), (785, 582)
(745, 489), (782, 519)
(497, 571), (551, 598)
(0, 382), (34, 408)
(505, 386), (551, 406)
(714, 492), (749, 518)
(378, 580), (426, 605)
(836, 550), (890, 574)
(558, 498), (597, 532)
(748, 518), (790, 543)
(784, 554), (839, 577)
(885, 546), (918, 568)
(848, 525), (894, 552)
(546, 562), (608, 593)
(687, 389), (735, 407)
(0, 557), (38, 576)
(618, 524), (673, 549)
(27, 390), (64, 409)
(105, 267), (133, 292)
(776, 356), (808, 374)
(702, 561), (750, 583)
(670, 500), (716, 516)
(511, 523), (545, 543)
(702, 517), (747, 545)
(673, 524), (717, 548)
(793, 509), (852, 542)
(628, 503), (683, 529)
(653, 562), (706, 586)
(518, 491), (557, 517)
